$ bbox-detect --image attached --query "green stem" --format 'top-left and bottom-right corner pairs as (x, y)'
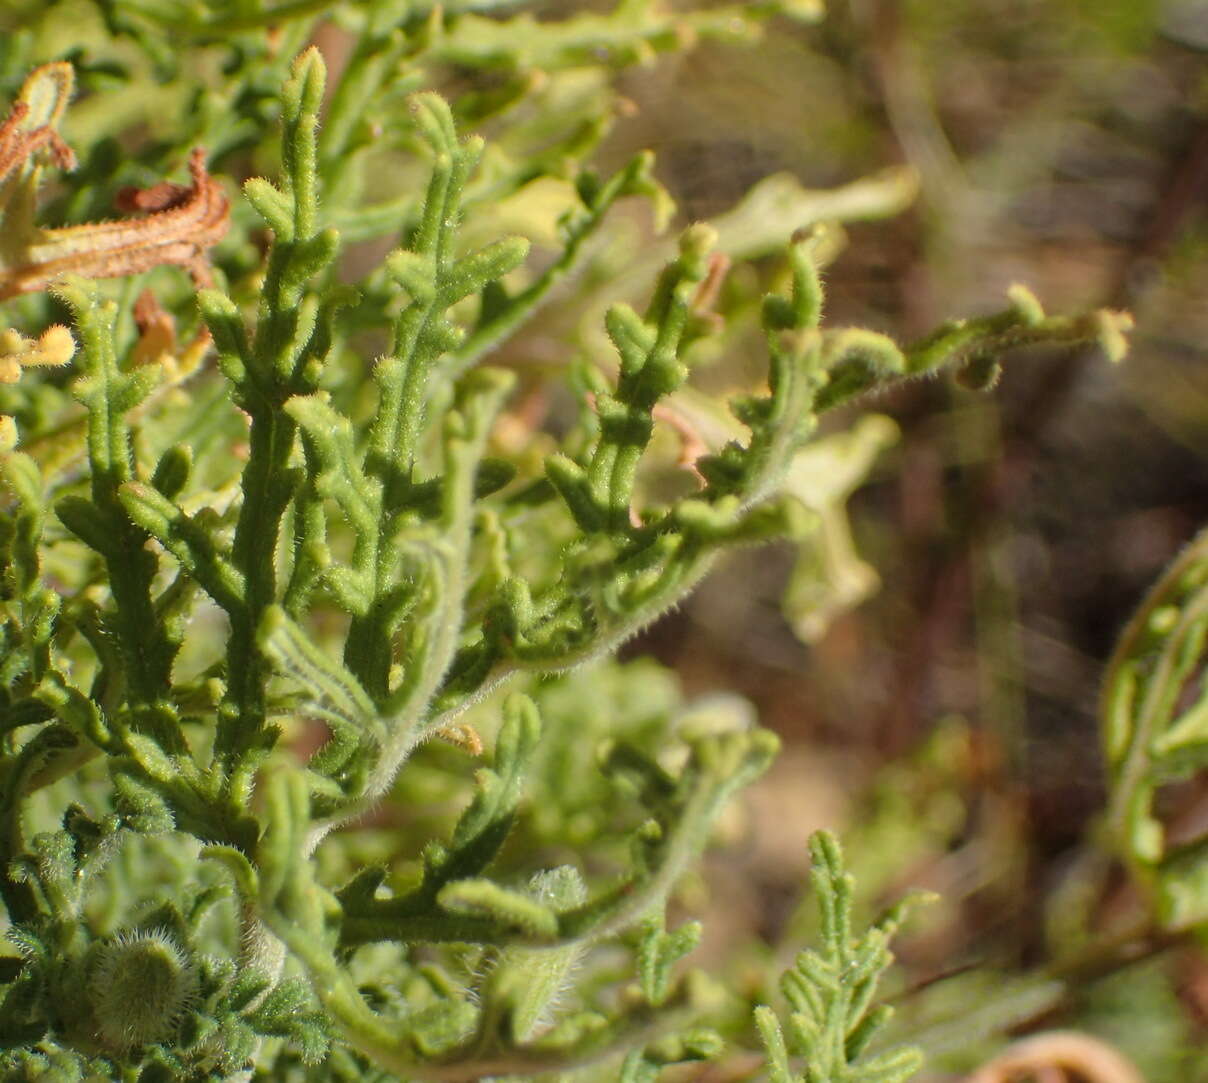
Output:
(218, 405), (297, 764)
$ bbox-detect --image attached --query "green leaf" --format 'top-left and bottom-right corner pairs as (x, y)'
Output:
(637, 918), (701, 1008)
(257, 606), (379, 741)
(481, 866), (589, 1041)
(437, 878), (559, 937)
(755, 831), (928, 1083)
(244, 177), (295, 238)
(54, 496), (114, 555)
(118, 483), (245, 612)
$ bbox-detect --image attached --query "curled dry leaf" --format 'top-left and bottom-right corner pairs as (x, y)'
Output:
(966, 1030), (1147, 1083)
(0, 62), (230, 301)
(131, 287), (212, 380)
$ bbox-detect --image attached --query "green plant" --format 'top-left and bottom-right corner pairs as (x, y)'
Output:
(756, 831), (929, 1083)
(0, 3), (1144, 1080)
(1102, 524), (1208, 931)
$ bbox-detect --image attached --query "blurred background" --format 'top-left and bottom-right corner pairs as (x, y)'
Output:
(558, 0), (1208, 1075)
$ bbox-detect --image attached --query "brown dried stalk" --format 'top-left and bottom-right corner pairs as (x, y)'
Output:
(0, 63), (230, 301)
